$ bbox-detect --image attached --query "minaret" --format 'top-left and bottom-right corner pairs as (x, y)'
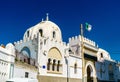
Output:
(46, 13), (49, 21)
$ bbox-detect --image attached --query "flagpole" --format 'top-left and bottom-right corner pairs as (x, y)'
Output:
(80, 24), (85, 82)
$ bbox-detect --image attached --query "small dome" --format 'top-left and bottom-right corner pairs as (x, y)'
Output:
(6, 43), (15, 55)
(97, 48), (111, 61)
(23, 20), (62, 42)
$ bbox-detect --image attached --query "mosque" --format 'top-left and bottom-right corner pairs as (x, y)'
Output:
(0, 14), (120, 82)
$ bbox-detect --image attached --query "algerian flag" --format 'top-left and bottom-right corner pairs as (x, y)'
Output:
(85, 23), (92, 31)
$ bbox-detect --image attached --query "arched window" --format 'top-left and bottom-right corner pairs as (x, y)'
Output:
(53, 31), (56, 38)
(57, 60), (60, 71)
(74, 63), (77, 74)
(48, 47), (62, 73)
(39, 29), (43, 37)
(27, 31), (29, 37)
(52, 59), (56, 71)
(24, 59), (26, 62)
(47, 58), (51, 70)
(101, 53), (103, 58)
(109, 64), (114, 80)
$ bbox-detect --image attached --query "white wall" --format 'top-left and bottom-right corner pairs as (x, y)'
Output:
(14, 66), (37, 79)
(69, 55), (82, 79)
(0, 46), (15, 82)
(38, 37), (68, 77)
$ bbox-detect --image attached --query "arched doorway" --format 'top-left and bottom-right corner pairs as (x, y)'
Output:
(87, 65), (93, 82)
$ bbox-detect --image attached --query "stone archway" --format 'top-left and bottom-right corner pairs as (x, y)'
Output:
(85, 61), (97, 82)
(87, 65), (93, 82)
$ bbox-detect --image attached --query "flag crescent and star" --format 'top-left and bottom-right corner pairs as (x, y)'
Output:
(85, 22), (92, 31)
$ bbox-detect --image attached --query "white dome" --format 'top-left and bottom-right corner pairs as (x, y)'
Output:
(97, 48), (111, 61)
(6, 43), (15, 55)
(23, 20), (62, 42)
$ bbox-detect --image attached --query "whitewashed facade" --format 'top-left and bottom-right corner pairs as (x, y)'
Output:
(0, 15), (120, 82)
(0, 43), (15, 82)
(14, 15), (120, 82)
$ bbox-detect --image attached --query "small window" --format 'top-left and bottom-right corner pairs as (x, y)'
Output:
(74, 63), (77, 74)
(47, 58), (51, 70)
(57, 60), (60, 71)
(27, 31), (29, 37)
(53, 31), (56, 38)
(52, 59), (56, 71)
(39, 29), (43, 37)
(44, 39), (46, 45)
(101, 53), (103, 58)
(25, 72), (29, 78)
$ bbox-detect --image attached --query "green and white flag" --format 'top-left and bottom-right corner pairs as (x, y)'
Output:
(85, 22), (92, 31)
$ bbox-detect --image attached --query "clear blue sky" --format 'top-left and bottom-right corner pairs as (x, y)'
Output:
(0, 0), (120, 61)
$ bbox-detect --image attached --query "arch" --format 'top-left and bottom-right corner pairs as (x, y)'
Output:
(47, 58), (51, 70)
(21, 47), (31, 57)
(47, 47), (62, 72)
(100, 53), (103, 58)
(57, 60), (60, 71)
(27, 30), (29, 37)
(85, 61), (96, 78)
(53, 31), (56, 38)
(39, 29), (43, 37)
(87, 65), (93, 82)
(52, 59), (56, 71)
(48, 47), (62, 60)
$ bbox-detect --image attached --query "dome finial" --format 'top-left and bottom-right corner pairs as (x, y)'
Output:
(46, 13), (49, 21)
(41, 18), (44, 22)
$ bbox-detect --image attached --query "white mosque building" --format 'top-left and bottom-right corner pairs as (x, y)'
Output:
(0, 14), (120, 82)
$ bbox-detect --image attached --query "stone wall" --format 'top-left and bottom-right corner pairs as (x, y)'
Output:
(37, 75), (82, 82)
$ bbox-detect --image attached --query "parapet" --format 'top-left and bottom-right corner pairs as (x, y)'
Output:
(69, 35), (96, 47)
(14, 39), (28, 45)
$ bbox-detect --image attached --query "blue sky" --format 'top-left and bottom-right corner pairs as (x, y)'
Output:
(0, 0), (120, 61)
